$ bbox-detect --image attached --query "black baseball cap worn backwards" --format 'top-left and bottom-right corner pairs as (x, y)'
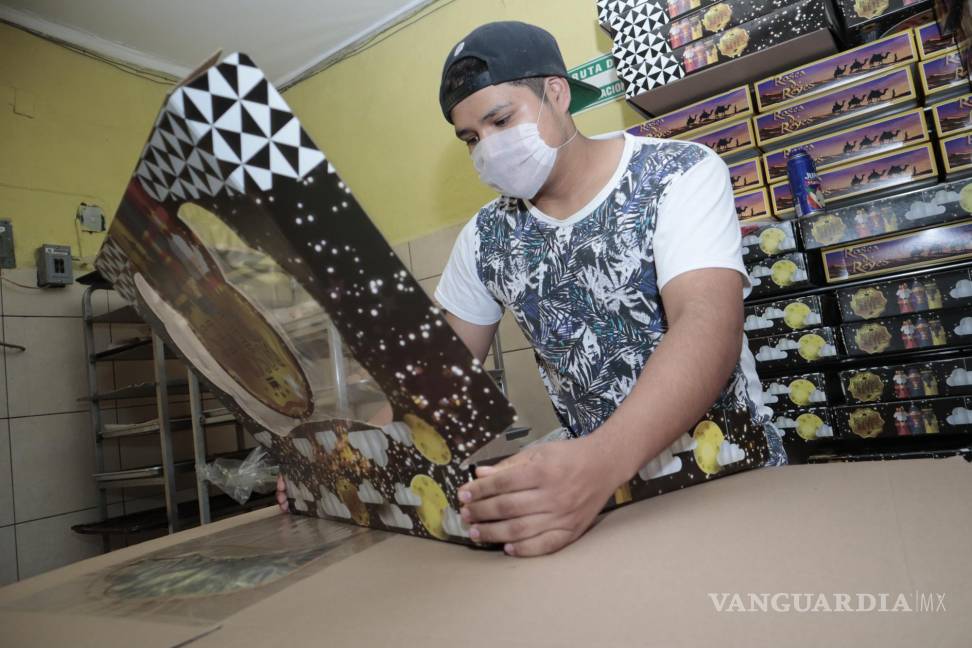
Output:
(439, 21), (602, 123)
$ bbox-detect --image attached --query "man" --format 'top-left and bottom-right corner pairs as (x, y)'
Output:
(279, 21), (784, 557)
(433, 21), (784, 556)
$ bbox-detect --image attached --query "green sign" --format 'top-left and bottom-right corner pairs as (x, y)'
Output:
(568, 54), (623, 113)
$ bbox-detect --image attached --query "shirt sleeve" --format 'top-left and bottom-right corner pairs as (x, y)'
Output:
(433, 217), (504, 325)
(653, 145), (752, 298)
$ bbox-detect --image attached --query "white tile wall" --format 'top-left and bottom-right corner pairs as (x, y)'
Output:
(0, 525), (16, 586)
(408, 223), (463, 280)
(0, 418), (15, 528)
(4, 316), (89, 418)
(15, 505), (122, 580)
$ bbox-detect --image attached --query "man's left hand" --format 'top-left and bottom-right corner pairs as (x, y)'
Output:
(458, 434), (622, 557)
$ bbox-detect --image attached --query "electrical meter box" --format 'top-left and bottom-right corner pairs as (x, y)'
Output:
(36, 244), (73, 287)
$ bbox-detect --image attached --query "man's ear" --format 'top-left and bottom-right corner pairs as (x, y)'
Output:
(548, 76), (573, 114)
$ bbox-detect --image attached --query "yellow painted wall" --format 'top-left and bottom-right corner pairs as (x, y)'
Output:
(283, 0), (644, 244)
(0, 22), (172, 269)
(0, 0), (642, 268)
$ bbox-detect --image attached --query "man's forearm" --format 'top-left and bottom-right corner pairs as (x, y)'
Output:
(590, 305), (744, 488)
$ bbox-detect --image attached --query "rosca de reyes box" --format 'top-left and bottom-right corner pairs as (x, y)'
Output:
(916, 21), (956, 58)
(919, 48), (970, 99)
(744, 294), (836, 337)
(664, 0), (728, 22)
(930, 93), (972, 137)
(740, 219), (799, 263)
(840, 307), (972, 356)
(754, 65), (918, 149)
(753, 31), (917, 112)
(688, 118), (757, 162)
(772, 407), (835, 442)
(657, 0), (806, 50)
(626, 85), (753, 141)
(834, 0), (934, 43)
(836, 268), (972, 322)
(734, 187), (771, 221)
(746, 251), (819, 299)
(728, 157), (765, 194)
(840, 356), (972, 404)
(749, 326), (841, 368)
(821, 219), (972, 282)
(761, 372), (832, 409)
(761, 109), (929, 184)
(800, 180), (972, 250)
(831, 396), (972, 439)
(940, 131), (972, 177)
(769, 143), (938, 218)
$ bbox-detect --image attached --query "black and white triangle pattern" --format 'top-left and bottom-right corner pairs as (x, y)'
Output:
(596, 0), (614, 28)
(134, 52), (327, 203)
(627, 43), (685, 96)
(95, 238), (137, 303)
(612, 4), (681, 97)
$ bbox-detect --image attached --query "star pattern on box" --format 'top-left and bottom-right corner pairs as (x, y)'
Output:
(134, 52), (327, 204)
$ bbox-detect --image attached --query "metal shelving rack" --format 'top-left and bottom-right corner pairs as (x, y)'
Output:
(81, 281), (249, 548)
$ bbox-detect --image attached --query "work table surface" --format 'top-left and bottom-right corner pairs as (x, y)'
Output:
(2, 456), (971, 647)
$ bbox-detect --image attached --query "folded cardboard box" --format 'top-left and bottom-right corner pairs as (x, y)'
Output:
(657, 0), (801, 50)
(749, 325), (841, 368)
(746, 251), (821, 298)
(800, 178), (972, 251)
(919, 47), (970, 100)
(626, 84), (753, 141)
(761, 371), (833, 408)
(735, 186), (772, 221)
(761, 109), (929, 184)
(772, 406), (836, 442)
(740, 219), (800, 263)
(841, 306), (972, 356)
(769, 142), (938, 218)
(755, 65), (918, 149)
(940, 131), (972, 176)
(686, 117), (758, 162)
(929, 92), (972, 137)
(836, 267), (972, 321)
(821, 219), (972, 282)
(916, 20), (957, 58)
(834, 0), (934, 44)
(745, 293), (836, 336)
(753, 31), (918, 112)
(839, 356), (972, 403)
(728, 156), (765, 194)
(831, 395), (972, 438)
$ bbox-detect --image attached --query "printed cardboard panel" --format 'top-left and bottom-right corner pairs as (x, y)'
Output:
(728, 156), (765, 194)
(839, 356), (972, 403)
(919, 47), (970, 98)
(941, 131), (972, 175)
(657, 0), (801, 50)
(771, 406), (836, 442)
(746, 251), (819, 299)
(799, 178), (972, 250)
(754, 66), (918, 148)
(740, 218), (799, 263)
(761, 372), (832, 409)
(754, 31), (918, 111)
(769, 143), (939, 218)
(687, 118), (757, 161)
(831, 396), (972, 439)
(841, 307), (972, 356)
(835, 0), (933, 29)
(748, 326), (841, 368)
(761, 109), (929, 183)
(930, 93), (972, 137)
(626, 85), (752, 140)
(821, 219), (972, 282)
(836, 268), (972, 321)
(734, 186), (771, 221)
(744, 294), (836, 337)
(916, 20), (957, 58)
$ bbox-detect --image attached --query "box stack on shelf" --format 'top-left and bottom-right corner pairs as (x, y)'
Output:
(598, 0), (972, 463)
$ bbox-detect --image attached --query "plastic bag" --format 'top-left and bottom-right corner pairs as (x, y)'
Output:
(198, 446), (279, 504)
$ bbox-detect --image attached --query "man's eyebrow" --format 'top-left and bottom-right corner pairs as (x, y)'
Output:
(454, 101), (514, 139)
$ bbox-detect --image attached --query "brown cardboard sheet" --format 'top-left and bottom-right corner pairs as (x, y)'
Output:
(3, 457), (971, 647)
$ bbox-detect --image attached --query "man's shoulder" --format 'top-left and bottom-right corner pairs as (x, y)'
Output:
(628, 134), (713, 169)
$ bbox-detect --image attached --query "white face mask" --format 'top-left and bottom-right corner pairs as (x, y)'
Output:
(471, 86), (577, 199)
